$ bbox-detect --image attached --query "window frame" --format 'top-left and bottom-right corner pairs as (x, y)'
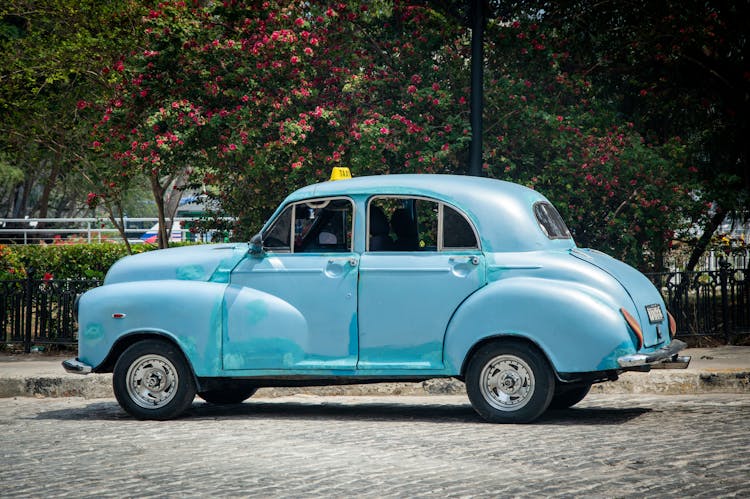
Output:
(263, 196), (356, 254)
(366, 195), (480, 252)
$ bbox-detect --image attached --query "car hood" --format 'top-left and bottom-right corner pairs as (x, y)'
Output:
(569, 248), (668, 348)
(104, 244), (248, 285)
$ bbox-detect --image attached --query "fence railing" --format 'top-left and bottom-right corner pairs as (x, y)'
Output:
(0, 217), (233, 244)
(1, 275), (101, 351)
(645, 260), (749, 343)
(2, 264), (749, 351)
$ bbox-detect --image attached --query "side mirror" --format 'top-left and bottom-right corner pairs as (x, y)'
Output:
(249, 233), (264, 256)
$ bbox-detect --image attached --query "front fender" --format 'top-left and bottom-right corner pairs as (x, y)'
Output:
(443, 277), (637, 374)
(77, 280), (227, 376)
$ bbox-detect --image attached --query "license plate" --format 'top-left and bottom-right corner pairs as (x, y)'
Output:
(646, 304), (664, 323)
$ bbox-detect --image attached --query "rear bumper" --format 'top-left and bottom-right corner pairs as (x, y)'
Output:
(62, 358), (93, 375)
(617, 339), (690, 369)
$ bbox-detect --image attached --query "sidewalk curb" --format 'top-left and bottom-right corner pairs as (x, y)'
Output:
(1, 370), (748, 399)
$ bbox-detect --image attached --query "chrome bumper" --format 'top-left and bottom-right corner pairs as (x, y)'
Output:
(617, 339), (691, 369)
(62, 358), (93, 375)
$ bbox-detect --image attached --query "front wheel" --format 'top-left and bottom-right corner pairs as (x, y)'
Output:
(113, 339), (196, 420)
(465, 341), (554, 423)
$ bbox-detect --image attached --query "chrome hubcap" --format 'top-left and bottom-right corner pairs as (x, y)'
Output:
(126, 354), (178, 409)
(479, 355), (535, 411)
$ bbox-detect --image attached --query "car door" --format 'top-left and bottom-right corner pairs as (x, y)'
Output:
(357, 196), (485, 370)
(223, 197), (359, 370)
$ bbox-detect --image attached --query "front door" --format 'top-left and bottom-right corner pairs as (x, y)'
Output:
(223, 197), (359, 370)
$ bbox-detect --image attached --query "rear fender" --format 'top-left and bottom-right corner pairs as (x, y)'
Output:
(443, 278), (636, 374)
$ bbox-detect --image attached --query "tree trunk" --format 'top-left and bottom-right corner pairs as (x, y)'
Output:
(37, 156), (60, 219)
(151, 174), (169, 249)
(683, 206), (727, 272)
(102, 200), (132, 254)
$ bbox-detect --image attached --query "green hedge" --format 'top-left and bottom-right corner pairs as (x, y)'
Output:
(5, 243), (195, 280)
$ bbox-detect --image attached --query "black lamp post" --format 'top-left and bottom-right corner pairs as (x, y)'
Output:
(468, 0), (487, 177)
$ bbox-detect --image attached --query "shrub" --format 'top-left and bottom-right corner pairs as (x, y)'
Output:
(0, 244), (27, 280)
(5, 243), (196, 280)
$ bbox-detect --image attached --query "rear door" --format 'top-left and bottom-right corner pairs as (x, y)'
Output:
(357, 197), (485, 369)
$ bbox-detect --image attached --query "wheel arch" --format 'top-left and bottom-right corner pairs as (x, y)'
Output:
(459, 334), (556, 380)
(95, 331), (199, 388)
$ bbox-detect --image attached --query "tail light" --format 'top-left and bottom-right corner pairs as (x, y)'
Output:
(667, 311), (677, 338)
(620, 307), (643, 350)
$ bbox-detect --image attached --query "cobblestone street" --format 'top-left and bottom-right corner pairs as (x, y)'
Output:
(1, 394), (748, 498)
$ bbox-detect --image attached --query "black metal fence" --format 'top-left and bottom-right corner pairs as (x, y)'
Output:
(1, 275), (101, 352)
(1, 264), (749, 351)
(645, 260), (750, 343)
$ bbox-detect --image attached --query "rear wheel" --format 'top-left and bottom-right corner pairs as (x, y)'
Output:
(549, 383), (591, 410)
(113, 339), (196, 420)
(466, 341), (554, 423)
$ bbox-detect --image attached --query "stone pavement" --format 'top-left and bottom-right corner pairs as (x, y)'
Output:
(0, 346), (748, 398)
(1, 393), (749, 497)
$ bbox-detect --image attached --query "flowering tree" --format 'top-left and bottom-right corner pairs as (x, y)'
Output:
(0, 0), (150, 220)
(478, 17), (702, 270)
(492, 0), (749, 271)
(90, 1), (473, 241)
(86, 0), (730, 270)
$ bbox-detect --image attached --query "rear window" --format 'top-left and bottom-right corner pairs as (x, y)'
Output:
(534, 202), (572, 240)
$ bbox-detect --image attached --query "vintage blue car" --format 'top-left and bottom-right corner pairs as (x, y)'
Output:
(64, 174), (689, 422)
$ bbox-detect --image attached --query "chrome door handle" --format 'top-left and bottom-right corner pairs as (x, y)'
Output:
(328, 258), (358, 267)
(449, 256), (480, 265)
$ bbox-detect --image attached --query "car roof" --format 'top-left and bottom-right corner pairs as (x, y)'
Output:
(283, 174), (575, 252)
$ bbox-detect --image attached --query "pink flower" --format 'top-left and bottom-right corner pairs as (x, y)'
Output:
(407, 85), (417, 94)
(379, 127), (390, 135)
(290, 56), (300, 64)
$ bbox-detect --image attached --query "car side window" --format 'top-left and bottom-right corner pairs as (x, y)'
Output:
(443, 205), (478, 249)
(368, 197), (478, 251)
(263, 205), (292, 251)
(534, 202), (572, 240)
(263, 198), (354, 253)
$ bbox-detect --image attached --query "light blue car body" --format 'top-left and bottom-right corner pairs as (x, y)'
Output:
(75, 174), (676, 384)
